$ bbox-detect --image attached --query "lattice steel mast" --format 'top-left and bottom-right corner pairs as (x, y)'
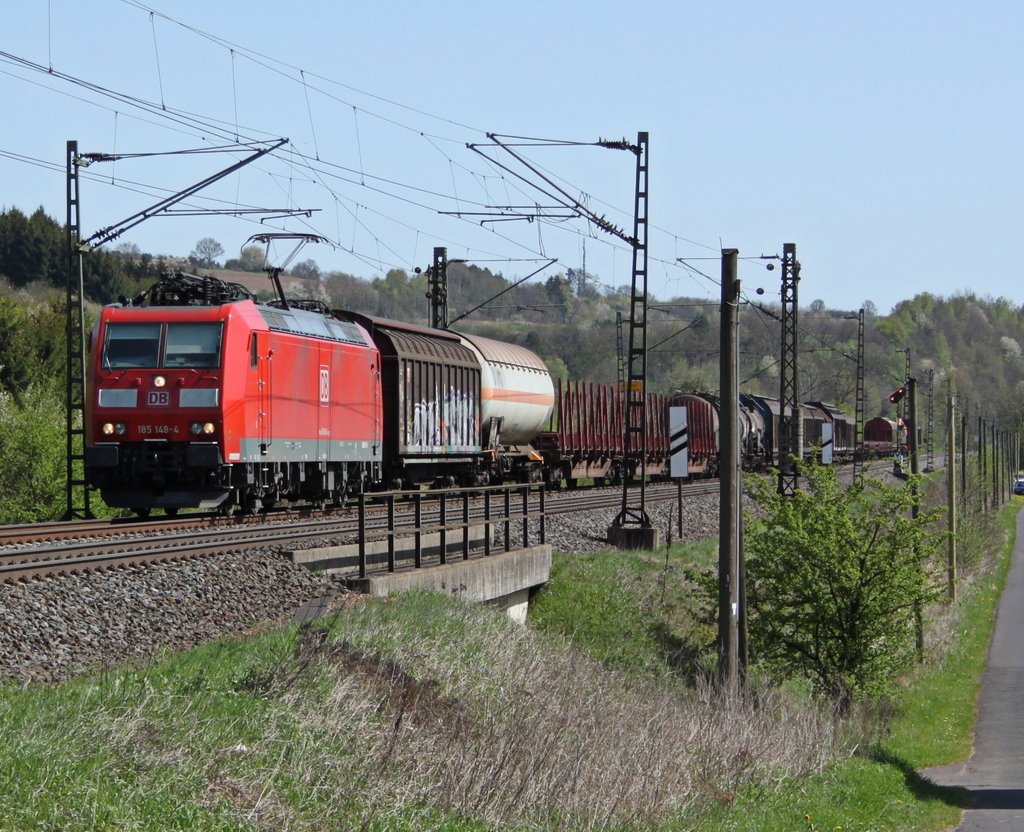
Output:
(611, 132), (652, 534)
(777, 243), (800, 496)
(64, 141), (92, 519)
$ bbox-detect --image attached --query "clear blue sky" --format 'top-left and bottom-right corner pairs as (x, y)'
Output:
(2, 0), (1021, 315)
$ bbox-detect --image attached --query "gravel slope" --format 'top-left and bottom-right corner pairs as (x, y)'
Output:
(0, 490), (752, 684)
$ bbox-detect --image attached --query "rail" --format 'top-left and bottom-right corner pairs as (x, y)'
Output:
(355, 483), (546, 579)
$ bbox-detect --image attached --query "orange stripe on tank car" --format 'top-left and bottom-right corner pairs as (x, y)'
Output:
(480, 388), (555, 406)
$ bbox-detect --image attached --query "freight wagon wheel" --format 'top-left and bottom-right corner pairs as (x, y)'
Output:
(133, 508), (151, 518)
(164, 508), (179, 517)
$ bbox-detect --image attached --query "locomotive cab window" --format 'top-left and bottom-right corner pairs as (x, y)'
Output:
(102, 321), (222, 369)
(165, 323), (222, 368)
(103, 323), (161, 368)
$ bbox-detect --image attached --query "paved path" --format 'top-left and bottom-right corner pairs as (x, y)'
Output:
(921, 506), (1024, 829)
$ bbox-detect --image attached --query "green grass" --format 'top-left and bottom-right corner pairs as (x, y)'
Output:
(529, 539), (718, 677)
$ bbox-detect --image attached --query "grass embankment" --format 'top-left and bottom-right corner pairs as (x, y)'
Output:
(0, 502), (1016, 830)
(531, 501), (1017, 831)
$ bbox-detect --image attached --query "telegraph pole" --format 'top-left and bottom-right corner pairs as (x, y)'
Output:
(909, 377), (924, 655)
(717, 250), (744, 686)
(992, 422), (998, 507)
(925, 369), (934, 472)
(947, 392), (957, 601)
(980, 417), (987, 510)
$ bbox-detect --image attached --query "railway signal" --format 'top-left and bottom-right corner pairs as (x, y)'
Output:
(889, 387), (907, 404)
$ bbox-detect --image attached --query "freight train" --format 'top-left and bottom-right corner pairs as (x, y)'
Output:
(84, 271), (867, 515)
(545, 383), (858, 483)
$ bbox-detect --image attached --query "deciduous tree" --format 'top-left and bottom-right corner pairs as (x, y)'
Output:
(190, 237), (224, 269)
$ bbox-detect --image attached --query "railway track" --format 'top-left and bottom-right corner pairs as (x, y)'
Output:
(0, 479), (724, 584)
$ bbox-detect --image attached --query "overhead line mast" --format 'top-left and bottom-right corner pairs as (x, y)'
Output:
(777, 243), (800, 497)
(609, 132), (657, 548)
(64, 141), (91, 519)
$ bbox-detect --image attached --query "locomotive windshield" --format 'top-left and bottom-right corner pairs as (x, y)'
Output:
(104, 323), (161, 368)
(164, 323), (222, 368)
(103, 322), (222, 369)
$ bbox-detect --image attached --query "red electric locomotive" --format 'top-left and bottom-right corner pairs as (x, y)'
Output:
(85, 273), (382, 514)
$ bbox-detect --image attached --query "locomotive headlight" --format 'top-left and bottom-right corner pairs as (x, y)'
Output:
(153, 375), (167, 388)
(101, 422), (127, 436)
(190, 421), (216, 436)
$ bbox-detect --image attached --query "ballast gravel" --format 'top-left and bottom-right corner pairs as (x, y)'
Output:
(0, 475), (889, 685)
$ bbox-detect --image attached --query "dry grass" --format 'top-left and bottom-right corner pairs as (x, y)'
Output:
(252, 596), (846, 831)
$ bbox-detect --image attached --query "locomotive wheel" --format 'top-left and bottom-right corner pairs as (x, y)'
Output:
(164, 508), (179, 517)
(133, 507), (151, 518)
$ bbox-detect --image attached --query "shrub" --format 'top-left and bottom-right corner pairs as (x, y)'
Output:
(0, 385), (66, 523)
(744, 464), (946, 712)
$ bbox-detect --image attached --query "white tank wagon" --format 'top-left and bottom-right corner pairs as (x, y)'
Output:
(455, 333), (555, 447)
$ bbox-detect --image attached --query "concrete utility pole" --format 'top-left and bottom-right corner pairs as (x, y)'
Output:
(717, 250), (745, 686)
(948, 392), (957, 601)
(987, 422), (995, 506)
(925, 370), (935, 472)
(980, 417), (987, 510)
(909, 377), (923, 655)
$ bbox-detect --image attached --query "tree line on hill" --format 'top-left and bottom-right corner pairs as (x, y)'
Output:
(3, 205), (1024, 442)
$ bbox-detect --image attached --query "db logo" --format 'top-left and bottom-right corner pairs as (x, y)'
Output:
(147, 391), (171, 406)
(319, 366), (330, 403)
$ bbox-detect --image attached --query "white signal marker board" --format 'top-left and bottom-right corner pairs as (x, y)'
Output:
(670, 406), (689, 478)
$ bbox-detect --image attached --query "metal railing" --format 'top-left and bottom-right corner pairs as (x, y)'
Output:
(355, 482), (546, 579)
